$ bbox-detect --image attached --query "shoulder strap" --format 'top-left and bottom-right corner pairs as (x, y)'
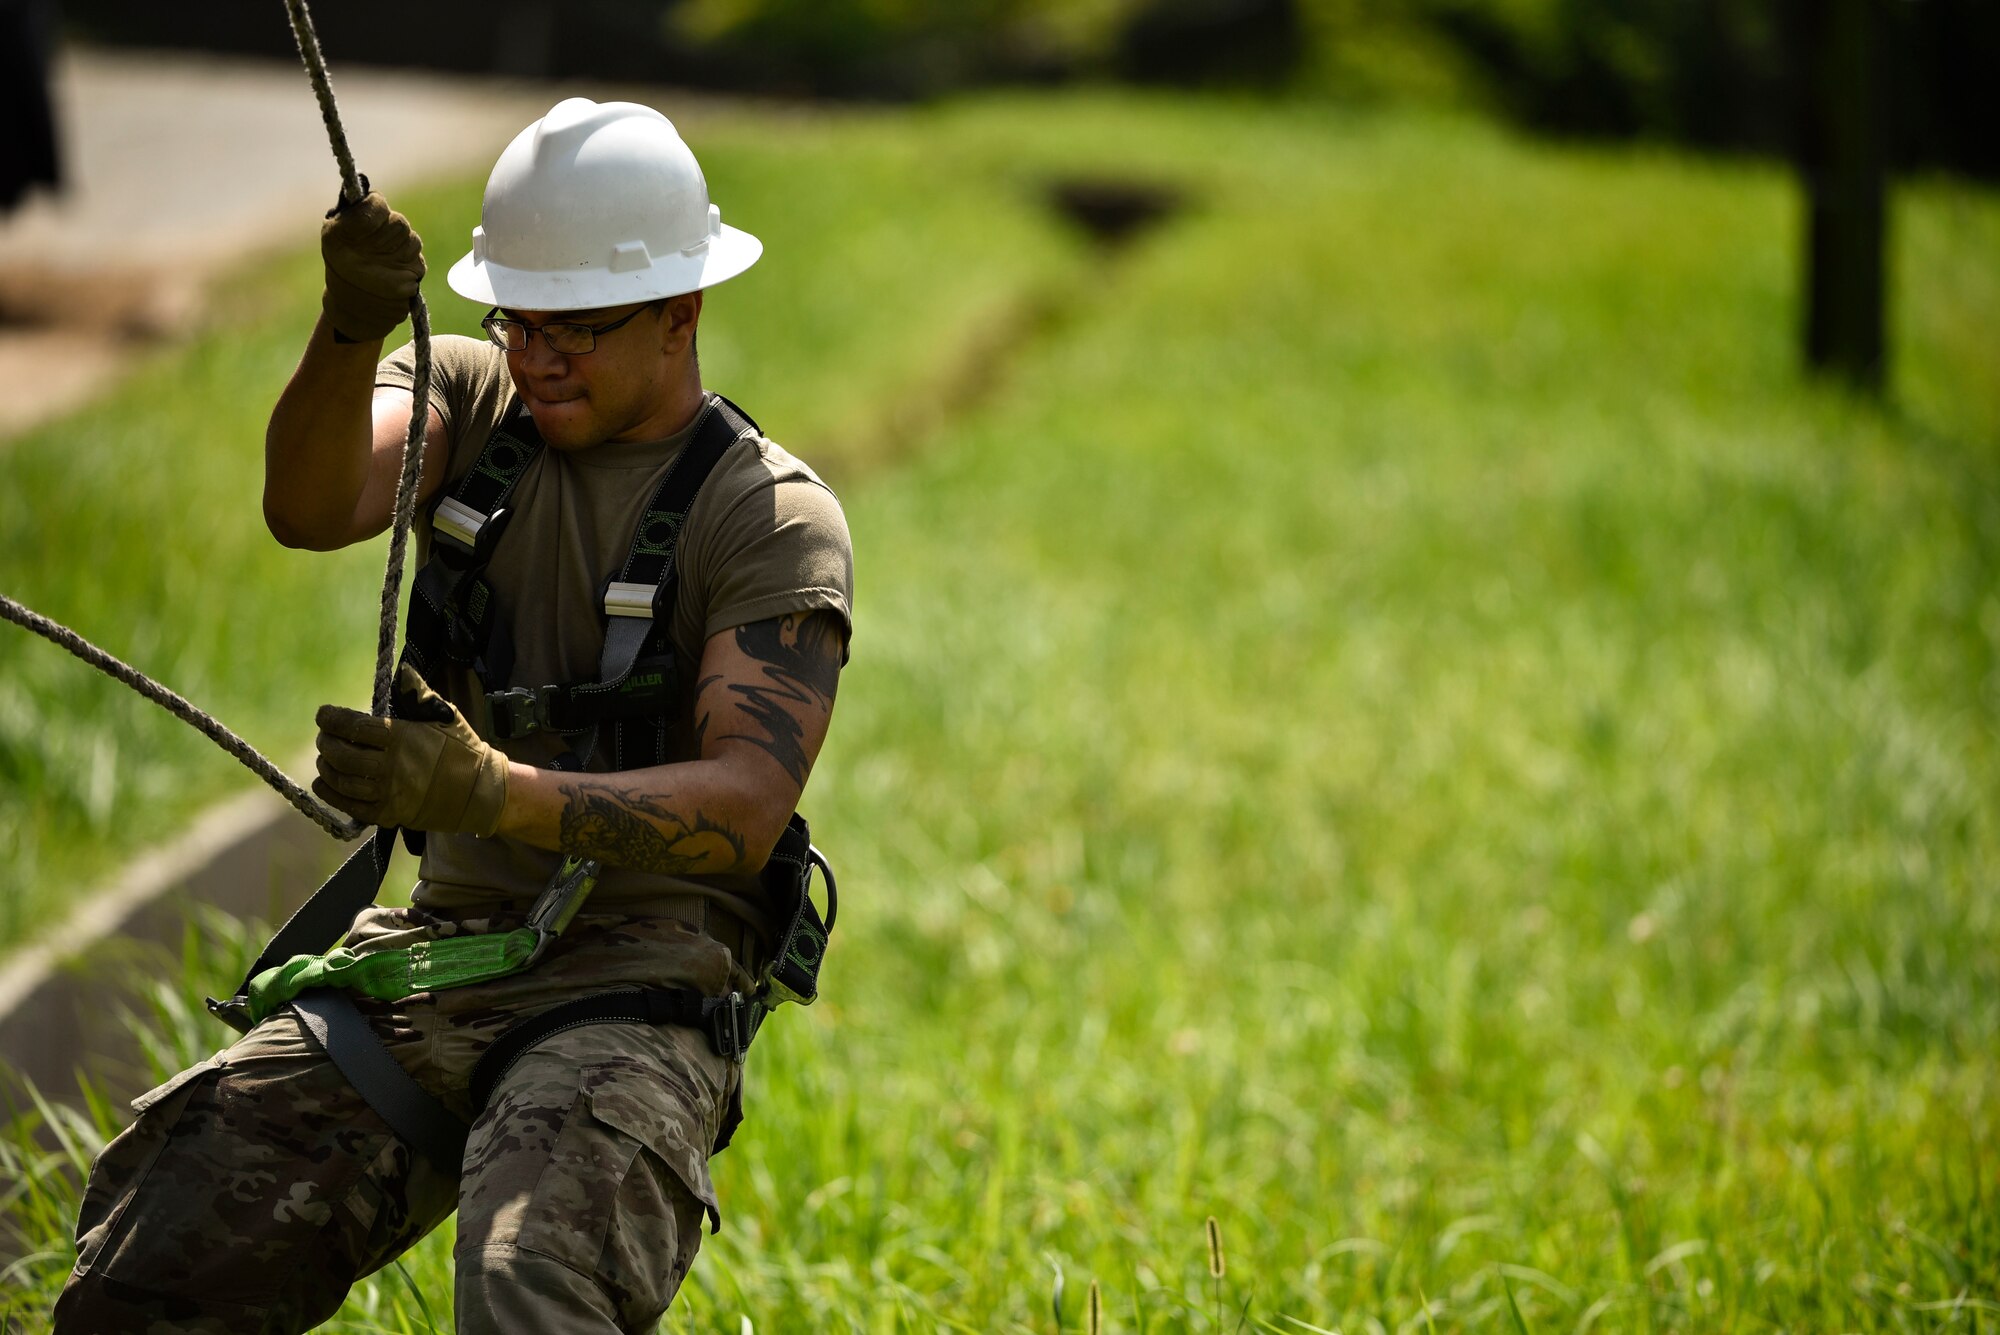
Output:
(618, 393), (760, 593)
(430, 397), (543, 556)
(584, 394), (757, 703)
(401, 399), (545, 684)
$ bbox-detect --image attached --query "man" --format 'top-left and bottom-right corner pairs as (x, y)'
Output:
(54, 98), (852, 1333)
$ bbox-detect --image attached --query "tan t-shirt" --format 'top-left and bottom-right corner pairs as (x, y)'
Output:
(376, 335), (852, 940)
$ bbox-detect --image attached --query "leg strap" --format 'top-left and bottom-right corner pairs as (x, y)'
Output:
(468, 987), (765, 1118)
(292, 989), (468, 1174)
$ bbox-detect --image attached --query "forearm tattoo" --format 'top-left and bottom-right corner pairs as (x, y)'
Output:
(556, 783), (746, 875)
(719, 611), (843, 786)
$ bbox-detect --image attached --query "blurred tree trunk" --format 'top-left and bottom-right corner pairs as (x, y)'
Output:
(1797, 0), (1887, 392)
(0, 0), (62, 213)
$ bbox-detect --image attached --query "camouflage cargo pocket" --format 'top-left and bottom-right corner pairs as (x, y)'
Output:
(69, 1058), (220, 1280)
(453, 1046), (716, 1332)
(512, 1051), (724, 1273)
(582, 1056), (722, 1233)
(59, 1015), (426, 1330)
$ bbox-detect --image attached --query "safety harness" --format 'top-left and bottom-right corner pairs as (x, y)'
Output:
(208, 392), (837, 1173)
(403, 393), (740, 771)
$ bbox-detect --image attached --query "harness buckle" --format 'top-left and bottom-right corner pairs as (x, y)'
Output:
(206, 994), (254, 1036)
(487, 684), (556, 738)
(603, 581), (659, 619)
(432, 496), (488, 554)
(702, 991), (760, 1064)
(433, 501), (515, 567)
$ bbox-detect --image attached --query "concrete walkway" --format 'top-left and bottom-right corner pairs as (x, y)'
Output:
(0, 46), (556, 437)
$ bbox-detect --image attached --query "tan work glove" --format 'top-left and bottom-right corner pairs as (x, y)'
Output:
(314, 664), (509, 836)
(321, 189), (424, 342)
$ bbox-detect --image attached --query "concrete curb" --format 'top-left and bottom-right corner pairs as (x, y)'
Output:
(0, 776), (351, 1105)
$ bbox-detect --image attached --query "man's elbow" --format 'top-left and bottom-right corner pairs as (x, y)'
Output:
(262, 462), (362, 550)
(262, 496), (344, 551)
(728, 813), (788, 877)
(720, 787), (802, 877)
(696, 743), (811, 877)
(263, 496), (312, 549)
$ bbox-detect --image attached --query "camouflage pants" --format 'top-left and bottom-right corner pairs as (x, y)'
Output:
(52, 906), (752, 1335)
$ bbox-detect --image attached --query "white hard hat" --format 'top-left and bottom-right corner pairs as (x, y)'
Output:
(447, 98), (762, 312)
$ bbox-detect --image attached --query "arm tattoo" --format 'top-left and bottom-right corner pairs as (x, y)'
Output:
(691, 672), (721, 754)
(557, 782), (746, 875)
(720, 611), (843, 786)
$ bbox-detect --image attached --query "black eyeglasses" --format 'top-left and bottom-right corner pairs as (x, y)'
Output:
(480, 301), (663, 355)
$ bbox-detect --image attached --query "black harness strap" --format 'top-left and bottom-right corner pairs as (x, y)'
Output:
(211, 824), (398, 1019)
(294, 989), (469, 1173)
(400, 399), (543, 687)
(468, 814), (831, 1121)
(467, 986), (764, 1117)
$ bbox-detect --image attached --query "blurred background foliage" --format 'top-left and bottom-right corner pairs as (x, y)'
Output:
(63, 0), (2000, 178)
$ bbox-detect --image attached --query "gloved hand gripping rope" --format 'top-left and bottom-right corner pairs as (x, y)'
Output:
(0, 0), (430, 844)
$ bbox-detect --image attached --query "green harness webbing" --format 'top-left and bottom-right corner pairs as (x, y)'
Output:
(239, 855), (599, 1025)
(247, 935), (531, 1020)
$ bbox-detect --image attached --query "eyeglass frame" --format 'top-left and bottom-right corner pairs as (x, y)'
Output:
(479, 300), (665, 355)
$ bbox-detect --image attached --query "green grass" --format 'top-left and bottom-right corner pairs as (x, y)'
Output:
(6, 91), (2000, 1331)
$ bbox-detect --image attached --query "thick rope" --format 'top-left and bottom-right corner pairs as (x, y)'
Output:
(377, 303), (431, 717)
(282, 0), (433, 720)
(282, 0), (362, 205)
(0, 594), (361, 840)
(0, 0), (431, 842)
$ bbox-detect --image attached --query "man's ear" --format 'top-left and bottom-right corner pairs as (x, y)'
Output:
(662, 291), (703, 354)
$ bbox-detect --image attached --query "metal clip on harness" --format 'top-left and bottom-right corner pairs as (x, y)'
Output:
(523, 856), (599, 966)
(701, 990), (763, 1064)
(487, 683), (557, 738)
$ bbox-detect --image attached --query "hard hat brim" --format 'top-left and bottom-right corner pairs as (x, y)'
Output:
(446, 223), (763, 312)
